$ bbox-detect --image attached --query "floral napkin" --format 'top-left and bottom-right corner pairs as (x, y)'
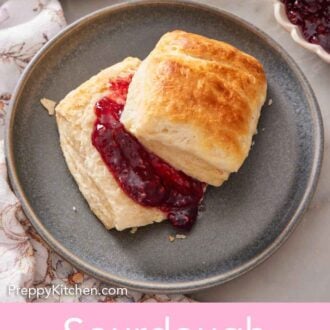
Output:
(0, 0), (192, 303)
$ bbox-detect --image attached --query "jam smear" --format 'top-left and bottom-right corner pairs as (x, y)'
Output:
(281, 0), (330, 53)
(91, 75), (205, 229)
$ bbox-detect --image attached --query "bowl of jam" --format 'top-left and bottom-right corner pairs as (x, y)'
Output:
(274, 0), (330, 63)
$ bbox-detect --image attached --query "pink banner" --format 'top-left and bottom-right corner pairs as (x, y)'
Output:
(0, 303), (328, 329)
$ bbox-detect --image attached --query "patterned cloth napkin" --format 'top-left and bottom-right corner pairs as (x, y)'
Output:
(0, 0), (192, 303)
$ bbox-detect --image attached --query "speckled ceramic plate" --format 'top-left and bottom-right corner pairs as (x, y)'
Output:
(5, 0), (323, 293)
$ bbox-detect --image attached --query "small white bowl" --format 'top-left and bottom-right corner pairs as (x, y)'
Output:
(273, 0), (330, 63)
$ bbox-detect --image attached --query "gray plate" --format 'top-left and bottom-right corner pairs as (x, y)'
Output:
(5, 0), (323, 293)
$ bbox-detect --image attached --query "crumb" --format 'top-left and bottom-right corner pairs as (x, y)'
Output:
(40, 98), (56, 115)
(175, 234), (186, 239)
(262, 127), (265, 131)
(130, 227), (138, 234)
(68, 272), (84, 284)
(72, 206), (77, 212)
(251, 141), (255, 146)
(268, 98), (273, 106)
(198, 202), (206, 212)
(168, 235), (175, 242)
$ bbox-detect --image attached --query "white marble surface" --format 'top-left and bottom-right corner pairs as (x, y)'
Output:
(60, 0), (330, 301)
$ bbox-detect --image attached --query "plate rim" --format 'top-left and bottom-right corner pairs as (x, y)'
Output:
(5, 0), (324, 293)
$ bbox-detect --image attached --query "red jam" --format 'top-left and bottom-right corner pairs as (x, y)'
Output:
(91, 75), (205, 229)
(281, 0), (330, 53)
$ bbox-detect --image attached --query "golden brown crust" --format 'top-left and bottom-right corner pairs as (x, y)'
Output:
(121, 31), (267, 185)
(55, 57), (166, 231)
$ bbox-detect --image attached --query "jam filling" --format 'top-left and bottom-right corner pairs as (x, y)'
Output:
(91, 75), (205, 229)
(281, 0), (330, 53)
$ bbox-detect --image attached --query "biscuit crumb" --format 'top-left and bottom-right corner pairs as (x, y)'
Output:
(251, 141), (255, 146)
(268, 98), (273, 106)
(130, 227), (138, 234)
(68, 272), (84, 284)
(72, 206), (77, 212)
(40, 98), (56, 115)
(168, 235), (175, 242)
(175, 234), (186, 239)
